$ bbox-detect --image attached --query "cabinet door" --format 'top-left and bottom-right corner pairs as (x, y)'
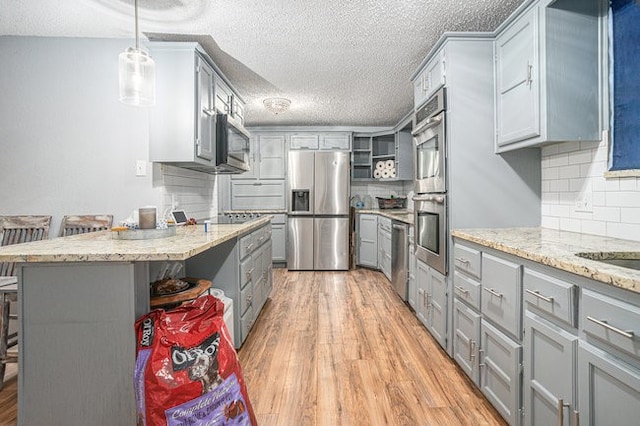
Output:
(428, 267), (447, 350)
(380, 229), (392, 281)
(231, 181), (286, 210)
(414, 71), (428, 108)
(481, 319), (522, 426)
(233, 137), (259, 179)
(425, 48), (445, 98)
(407, 241), (417, 310)
(578, 341), (640, 426)
(453, 299), (481, 385)
(524, 311), (577, 426)
(357, 214), (378, 268)
(196, 56), (214, 161)
(258, 135), (286, 179)
(319, 133), (351, 150)
(416, 259), (429, 327)
(271, 223), (286, 262)
(290, 134), (319, 150)
(495, 6), (540, 147)
(214, 76), (233, 114)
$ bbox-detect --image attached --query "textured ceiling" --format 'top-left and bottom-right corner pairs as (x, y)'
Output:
(0, 0), (524, 126)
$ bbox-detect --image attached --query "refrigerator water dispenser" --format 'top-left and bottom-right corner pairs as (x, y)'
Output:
(291, 190), (310, 212)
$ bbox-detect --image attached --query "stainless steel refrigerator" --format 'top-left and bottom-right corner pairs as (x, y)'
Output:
(287, 151), (350, 270)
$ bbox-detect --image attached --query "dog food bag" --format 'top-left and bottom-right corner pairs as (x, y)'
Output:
(134, 295), (256, 426)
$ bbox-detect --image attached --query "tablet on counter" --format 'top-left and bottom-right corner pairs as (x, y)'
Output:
(170, 210), (188, 225)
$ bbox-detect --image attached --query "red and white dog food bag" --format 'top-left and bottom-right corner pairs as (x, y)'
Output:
(134, 295), (256, 425)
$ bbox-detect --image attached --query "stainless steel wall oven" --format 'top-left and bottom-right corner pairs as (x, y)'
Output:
(413, 193), (447, 275)
(413, 87), (448, 275)
(413, 87), (446, 194)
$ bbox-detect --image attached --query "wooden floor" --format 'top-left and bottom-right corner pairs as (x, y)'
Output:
(0, 268), (505, 425)
(238, 268), (506, 425)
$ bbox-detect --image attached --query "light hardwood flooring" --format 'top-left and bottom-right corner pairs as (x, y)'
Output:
(0, 268), (505, 425)
(238, 268), (505, 425)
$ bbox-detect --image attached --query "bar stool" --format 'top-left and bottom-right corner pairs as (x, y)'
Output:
(0, 215), (51, 389)
(58, 214), (113, 237)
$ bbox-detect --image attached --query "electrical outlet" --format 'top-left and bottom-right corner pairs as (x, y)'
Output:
(135, 160), (147, 177)
(575, 193), (593, 213)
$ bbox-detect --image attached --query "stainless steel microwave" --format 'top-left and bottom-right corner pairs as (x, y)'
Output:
(213, 113), (251, 173)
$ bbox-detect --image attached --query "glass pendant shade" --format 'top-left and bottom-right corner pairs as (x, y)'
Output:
(119, 47), (155, 106)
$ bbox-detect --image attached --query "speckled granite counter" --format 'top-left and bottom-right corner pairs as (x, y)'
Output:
(452, 227), (640, 294)
(0, 216), (271, 263)
(355, 209), (414, 225)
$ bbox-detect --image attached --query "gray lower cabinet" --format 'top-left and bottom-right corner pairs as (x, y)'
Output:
(407, 226), (417, 310)
(378, 217), (392, 280)
(186, 222), (272, 348)
(523, 310), (577, 426)
(480, 319), (523, 426)
(453, 299), (481, 385)
(271, 214), (286, 263)
(482, 252), (523, 340)
(357, 214), (378, 268)
(416, 258), (447, 350)
(231, 181), (285, 210)
(577, 341), (640, 426)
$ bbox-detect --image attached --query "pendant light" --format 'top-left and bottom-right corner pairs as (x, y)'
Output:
(118, 0), (155, 106)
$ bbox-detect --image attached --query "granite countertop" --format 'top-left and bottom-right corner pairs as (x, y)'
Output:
(0, 217), (272, 263)
(355, 209), (414, 225)
(451, 227), (640, 294)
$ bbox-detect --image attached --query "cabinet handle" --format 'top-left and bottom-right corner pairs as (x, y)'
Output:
(455, 285), (469, 295)
(525, 288), (554, 303)
(484, 287), (503, 299)
(245, 243), (254, 251)
(455, 256), (470, 265)
(478, 348), (485, 369)
(469, 340), (476, 362)
(526, 61), (533, 86)
(586, 316), (635, 339)
(573, 410), (579, 426)
(558, 398), (570, 426)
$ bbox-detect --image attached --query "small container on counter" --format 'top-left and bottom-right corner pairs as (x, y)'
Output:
(138, 207), (157, 229)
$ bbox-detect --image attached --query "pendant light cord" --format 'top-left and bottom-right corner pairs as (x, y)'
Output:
(134, 0), (139, 50)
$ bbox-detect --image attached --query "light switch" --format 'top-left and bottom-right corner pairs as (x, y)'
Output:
(136, 160), (147, 177)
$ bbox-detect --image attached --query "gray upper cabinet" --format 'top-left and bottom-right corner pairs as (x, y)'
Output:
(495, 6), (539, 147)
(149, 42), (245, 172)
(290, 133), (319, 150)
(319, 133), (351, 150)
(150, 44), (216, 169)
(233, 134), (286, 180)
(413, 47), (446, 108)
(494, 0), (601, 152)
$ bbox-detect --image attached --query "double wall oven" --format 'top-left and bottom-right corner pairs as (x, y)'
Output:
(412, 87), (448, 276)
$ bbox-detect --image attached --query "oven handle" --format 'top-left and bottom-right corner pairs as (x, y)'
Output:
(412, 115), (443, 135)
(412, 194), (445, 204)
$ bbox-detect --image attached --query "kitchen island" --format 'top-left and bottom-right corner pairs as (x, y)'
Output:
(0, 217), (271, 426)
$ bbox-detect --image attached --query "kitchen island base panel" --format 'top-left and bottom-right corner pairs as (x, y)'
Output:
(18, 262), (149, 426)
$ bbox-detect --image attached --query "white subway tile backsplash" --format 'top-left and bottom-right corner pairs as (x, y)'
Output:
(549, 179), (570, 192)
(621, 208), (640, 224)
(592, 206), (621, 222)
(559, 217), (581, 233)
(581, 220), (607, 235)
(606, 222), (640, 242)
(558, 165), (581, 179)
(541, 141), (640, 242)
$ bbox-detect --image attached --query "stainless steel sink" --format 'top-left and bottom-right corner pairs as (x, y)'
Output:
(575, 252), (640, 271)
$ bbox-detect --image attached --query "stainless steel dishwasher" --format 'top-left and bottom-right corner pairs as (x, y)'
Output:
(391, 221), (409, 301)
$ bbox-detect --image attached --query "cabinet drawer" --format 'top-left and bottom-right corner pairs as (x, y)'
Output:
(454, 243), (482, 279)
(582, 289), (640, 360)
(239, 255), (253, 289)
(239, 284), (253, 315)
(453, 270), (481, 311)
(482, 253), (522, 340)
(524, 268), (576, 326)
(239, 233), (256, 259)
(231, 181), (285, 210)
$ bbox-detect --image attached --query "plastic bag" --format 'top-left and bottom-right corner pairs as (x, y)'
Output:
(134, 295), (256, 425)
